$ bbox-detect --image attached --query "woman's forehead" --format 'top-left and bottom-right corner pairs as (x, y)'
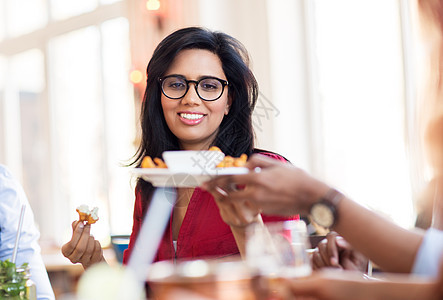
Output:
(166, 49), (226, 79)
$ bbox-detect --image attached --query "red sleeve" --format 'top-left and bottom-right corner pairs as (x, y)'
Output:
(122, 188), (144, 265)
(255, 150), (299, 222)
(255, 151), (289, 163)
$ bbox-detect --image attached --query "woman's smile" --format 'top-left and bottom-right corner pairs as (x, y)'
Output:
(178, 111), (206, 125)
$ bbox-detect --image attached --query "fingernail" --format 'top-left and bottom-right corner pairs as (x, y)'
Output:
(331, 257), (338, 265)
(215, 186), (229, 197)
(78, 222), (84, 229)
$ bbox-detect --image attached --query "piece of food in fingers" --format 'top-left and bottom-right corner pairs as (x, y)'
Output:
(76, 205), (99, 224)
(86, 207), (99, 224)
(76, 204), (90, 222)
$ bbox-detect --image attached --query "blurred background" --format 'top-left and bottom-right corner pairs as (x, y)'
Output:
(0, 0), (427, 295)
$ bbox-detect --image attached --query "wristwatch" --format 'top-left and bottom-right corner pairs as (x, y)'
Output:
(309, 189), (343, 229)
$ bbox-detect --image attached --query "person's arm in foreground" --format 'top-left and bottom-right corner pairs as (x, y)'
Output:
(284, 269), (440, 300)
(202, 154), (423, 273)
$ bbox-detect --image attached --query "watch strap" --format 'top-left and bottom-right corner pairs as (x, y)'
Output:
(324, 188), (344, 207)
(323, 188), (344, 228)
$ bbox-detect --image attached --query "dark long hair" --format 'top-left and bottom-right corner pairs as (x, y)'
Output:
(132, 27), (258, 201)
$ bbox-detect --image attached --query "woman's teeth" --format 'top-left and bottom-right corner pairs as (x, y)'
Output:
(180, 113), (204, 120)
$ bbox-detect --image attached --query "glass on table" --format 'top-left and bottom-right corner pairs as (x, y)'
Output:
(246, 220), (312, 299)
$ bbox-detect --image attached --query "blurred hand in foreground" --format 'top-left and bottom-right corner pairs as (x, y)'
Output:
(202, 154), (330, 216)
(312, 231), (368, 272)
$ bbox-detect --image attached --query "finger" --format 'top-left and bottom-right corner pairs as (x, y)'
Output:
(79, 235), (96, 266)
(90, 240), (104, 264)
(202, 156), (273, 190)
(244, 154), (280, 170)
(317, 240), (332, 267)
(335, 236), (352, 250)
(339, 250), (361, 271)
(201, 175), (234, 193)
(230, 203), (251, 225)
(71, 220), (81, 230)
(204, 176), (255, 202)
(312, 251), (326, 269)
(62, 221), (85, 257)
(68, 224), (91, 263)
(214, 186), (229, 198)
(326, 232), (340, 266)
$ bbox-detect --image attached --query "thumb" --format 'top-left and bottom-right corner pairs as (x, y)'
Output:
(72, 220), (81, 230)
(336, 236), (353, 250)
(245, 154), (279, 170)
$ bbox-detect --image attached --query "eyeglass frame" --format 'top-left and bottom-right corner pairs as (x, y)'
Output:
(158, 74), (229, 101)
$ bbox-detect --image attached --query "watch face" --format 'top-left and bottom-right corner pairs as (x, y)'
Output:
(311, 202), (334, 228)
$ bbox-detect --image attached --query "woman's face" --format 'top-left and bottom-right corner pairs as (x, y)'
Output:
(161, 49), (230, 150)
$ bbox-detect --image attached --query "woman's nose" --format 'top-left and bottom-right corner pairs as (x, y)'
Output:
(181, 83), (201, 105)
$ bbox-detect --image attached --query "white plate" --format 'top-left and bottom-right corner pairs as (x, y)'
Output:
(131, 167), (249, 187)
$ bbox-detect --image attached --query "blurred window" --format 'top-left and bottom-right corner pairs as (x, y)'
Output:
(0, 1), (135, 246)
(9, 49), (51, 235)
(100, 0), (123, 5)
(4, 0), (48, 37)
(50, 0), (97, 21)
(0, 3), (5, 41)
(267, 0), (415, 228)
(310, 0), (414, 227)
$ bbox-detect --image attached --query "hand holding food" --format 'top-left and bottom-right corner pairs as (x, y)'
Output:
(61, 206), (105, 269)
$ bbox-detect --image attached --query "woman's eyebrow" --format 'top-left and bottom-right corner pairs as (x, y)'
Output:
(165, 74), (226, 80)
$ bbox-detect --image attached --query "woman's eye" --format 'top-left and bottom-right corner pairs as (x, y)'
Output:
(168, 82), (185, 89)
(200, 80), (220, 91)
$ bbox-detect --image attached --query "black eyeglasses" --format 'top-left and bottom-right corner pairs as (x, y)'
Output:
(159, 75), (229, 101)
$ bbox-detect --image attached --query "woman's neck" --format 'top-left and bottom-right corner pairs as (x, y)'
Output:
(179, 140), (213, 151)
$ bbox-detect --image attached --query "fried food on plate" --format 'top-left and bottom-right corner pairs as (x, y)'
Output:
(217, 153), (247, 167)
(141, 156), (167, 168)
(141, 149), (247, 169)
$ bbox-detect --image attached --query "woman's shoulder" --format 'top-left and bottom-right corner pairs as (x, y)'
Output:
(252, 148), (290, 163)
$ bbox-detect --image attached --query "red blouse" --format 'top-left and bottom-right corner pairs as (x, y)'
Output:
(123, 151), (298, 264)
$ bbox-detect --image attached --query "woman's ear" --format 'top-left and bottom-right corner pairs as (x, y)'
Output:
(225, 96), (232, 115)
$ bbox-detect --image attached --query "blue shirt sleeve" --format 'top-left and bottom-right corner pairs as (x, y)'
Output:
(412, 227), (443, 278)
(0, 165), (55, 300)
